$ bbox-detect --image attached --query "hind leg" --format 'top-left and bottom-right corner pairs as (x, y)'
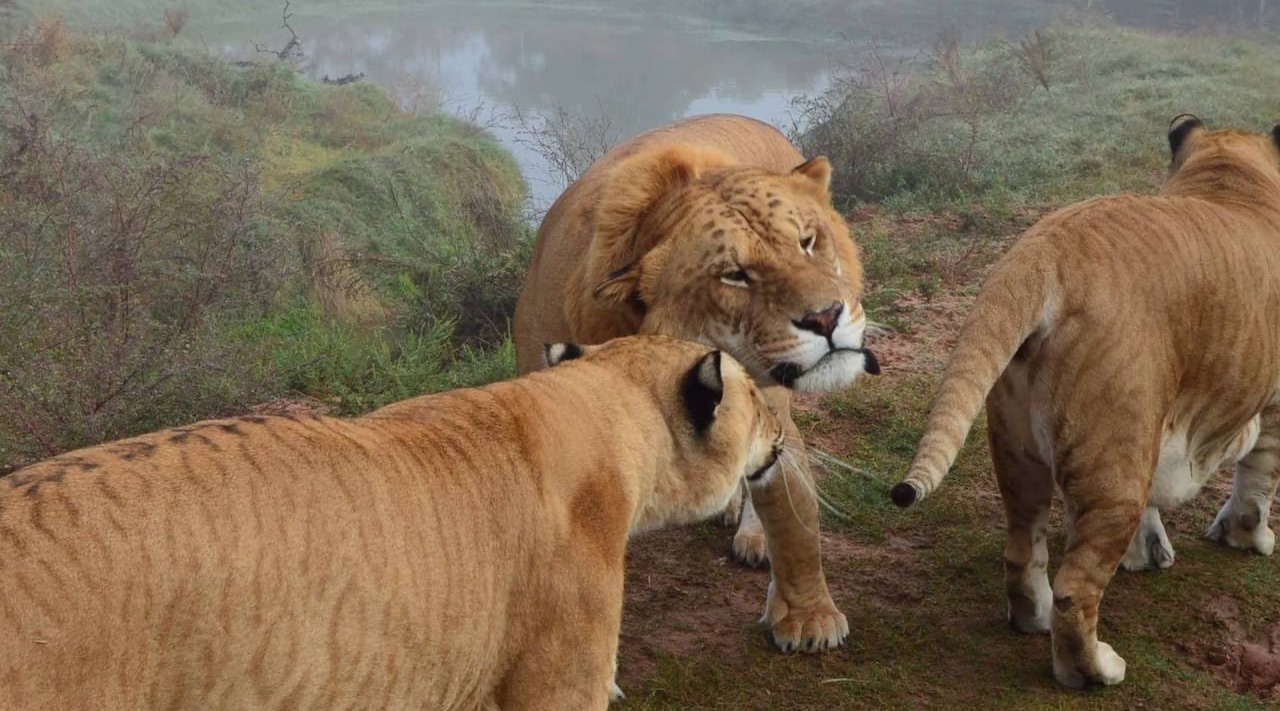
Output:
(990, 405), (1055, 634)
(1119, 506), (1175, 571)
(1051, 451), (1150, 689)
(500, 647), (614, 711)
(1208, 409), (1280, 555)
(498, 572), (621, 710)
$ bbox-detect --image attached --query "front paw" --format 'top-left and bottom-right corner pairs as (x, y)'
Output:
(761, 582), (848, 653)
(732, 528), (769, 568)
(1207, 501), (1276, 555)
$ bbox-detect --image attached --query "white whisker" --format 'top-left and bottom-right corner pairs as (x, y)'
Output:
(808, 448), (878, 479)
(776, 449), (822, 539)
(781, 448), (853, 523)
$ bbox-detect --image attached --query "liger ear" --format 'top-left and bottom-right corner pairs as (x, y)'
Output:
(681, 350), (724, 433)
(585, 145), (732, 307)
(591, 263), (641, 306)
(543, 342), (585, 368)
(1168, 114), (1206, 162)
(792, 156), (832, 195)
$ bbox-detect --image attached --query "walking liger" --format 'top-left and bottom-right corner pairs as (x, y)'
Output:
(893, 117), (1280, 688)
(0, 336), (785, 710)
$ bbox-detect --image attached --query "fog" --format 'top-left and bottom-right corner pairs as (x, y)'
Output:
(30, 0), (1276, 208)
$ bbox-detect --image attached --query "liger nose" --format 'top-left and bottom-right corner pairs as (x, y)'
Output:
(794, 301), (843, 338)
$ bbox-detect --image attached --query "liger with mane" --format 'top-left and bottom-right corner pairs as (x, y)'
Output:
(514, 114), (878, 654)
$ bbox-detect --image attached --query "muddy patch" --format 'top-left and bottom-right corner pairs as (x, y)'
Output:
(620, 525), (771, 683)
(1183, 593), (1280, 699)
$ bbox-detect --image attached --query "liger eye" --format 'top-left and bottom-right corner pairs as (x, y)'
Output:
(800, 233), (817, 254)
(720, 268), (751, 287)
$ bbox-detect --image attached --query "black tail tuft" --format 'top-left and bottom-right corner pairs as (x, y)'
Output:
(890, 482), (918, 508)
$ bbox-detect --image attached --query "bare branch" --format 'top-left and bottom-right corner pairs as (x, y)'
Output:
(509, 102), (618, 189)
(251, 0), (306, 63)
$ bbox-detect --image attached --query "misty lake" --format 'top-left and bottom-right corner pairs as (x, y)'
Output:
(202, 5), (835, 209)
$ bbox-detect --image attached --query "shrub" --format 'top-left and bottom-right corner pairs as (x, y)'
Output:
(791, 33), (1026, 208)
(1014, 29), (1055, 91)
(0, 102), (282, 467)
(511, 103), (618, 189)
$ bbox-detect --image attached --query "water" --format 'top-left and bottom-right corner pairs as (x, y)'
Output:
(203, 5), (834, 209)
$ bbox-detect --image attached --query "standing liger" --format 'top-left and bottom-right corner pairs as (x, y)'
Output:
(893, 117), (1280, 688)
(514, 114), (877, 653)
(1, 336), (786, 710)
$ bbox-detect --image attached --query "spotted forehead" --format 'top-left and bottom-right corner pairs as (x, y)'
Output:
(706, 174), (811, 242)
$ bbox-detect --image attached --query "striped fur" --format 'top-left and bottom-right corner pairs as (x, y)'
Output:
(0, 336), (784, 710)
(894, 118), (1280, 688)
(513, 114), (873, 654)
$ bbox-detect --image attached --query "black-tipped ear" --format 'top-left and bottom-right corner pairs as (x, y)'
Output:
(1168, 114), (1205, 160)
(681, 350), (724, 433)
(1271, 124), (1280, 152)
(543, 342), (585, 368)
(862, 348), (881, 375)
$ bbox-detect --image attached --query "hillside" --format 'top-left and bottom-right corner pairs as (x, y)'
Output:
(0, 19), (527, 469)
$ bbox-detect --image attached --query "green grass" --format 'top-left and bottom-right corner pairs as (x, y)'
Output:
(964, 27), (1280, 206)
(238, 303), (516, 416)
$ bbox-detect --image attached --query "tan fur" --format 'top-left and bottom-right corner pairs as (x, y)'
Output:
(514, 114), (872, 652)
(0, 336), (783, 710)
(894, 119), (1280, 688)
